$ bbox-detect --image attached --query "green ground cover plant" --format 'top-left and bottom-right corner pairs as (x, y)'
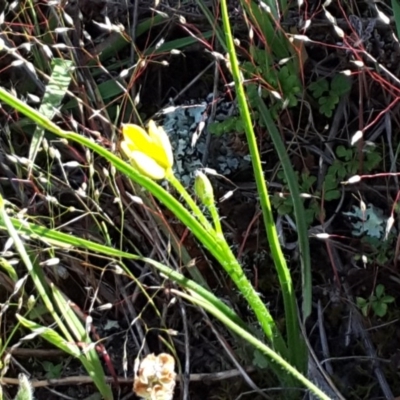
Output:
(357, 284), (395, 318)
(272, 144), (382, 227)
(309, 75), (352, 117)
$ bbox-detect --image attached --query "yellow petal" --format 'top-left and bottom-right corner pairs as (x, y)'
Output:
(122, 124), (154, 153)
(120, 140), (135, 160)
(147, 120), (174, 169)
(130, 151), (166, 180)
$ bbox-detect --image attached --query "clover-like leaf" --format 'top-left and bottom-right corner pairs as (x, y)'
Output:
(372, 301), (387, 317)
(318, 96), (337, 117)
(331, 74), (352, 96)
(309, 79), (329, 98)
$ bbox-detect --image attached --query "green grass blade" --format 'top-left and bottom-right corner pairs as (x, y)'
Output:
(174, 289), (330, 400)
(50, 283), (91, 344)
(219, 0), (306, 372)
(17, 315), (113, 399)
(0, 196), (113, 399)
(195, 0), (227, 51)
(16, 315), (82, 357)
(0, 257), (18, 282)
(254, 95), (311, 323)
(2, 217), (138, 261)
(142, 257), (252, 332)
(50, 284), (113, 399)
(0, 195), (73, 343)
(143, 31), (214, 55)
(240, 1), (284, 55)
(149, 259), (288, 380)
(28, 59), (73, 170)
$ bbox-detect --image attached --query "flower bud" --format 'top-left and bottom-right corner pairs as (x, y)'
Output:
(194, 171), (214, 207)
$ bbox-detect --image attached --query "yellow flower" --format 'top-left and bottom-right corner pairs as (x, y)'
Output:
(121, 120), (173, 180)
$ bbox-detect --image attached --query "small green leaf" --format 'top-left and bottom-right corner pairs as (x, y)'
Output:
(318, 96), (329, 105)
(375, 284), (385, 298)
(324, 190), (341, 201)
(381, 295), (395, 304)
(324, 174), (338, 191)
(319, 100), (334, 117)
(304, 209), (315, 225)
(357, 297), (369, 316)
(309, 79), (329, 98)
(356, 297), (367, 308)
(336, 145), (349, 159)
(331, 74), (352, 96)
(327, 93), (339, 105)
(372, 302), (387, 317)
(300, 173), (316, 191)
(278, 203), (293, 215)
(278, 65), (290, 80)
(287, 94), (298, 107)
(42, 361), (63, 379)
(365, 151), (382, 171)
